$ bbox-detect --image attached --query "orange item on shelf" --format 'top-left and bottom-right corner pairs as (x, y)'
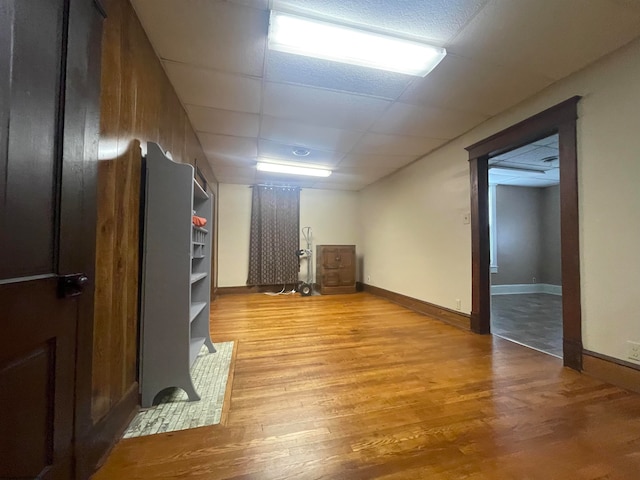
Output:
(192, 215), (207, 227)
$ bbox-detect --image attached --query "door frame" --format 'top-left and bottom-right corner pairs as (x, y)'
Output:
(465, 96), (583, 370)
(61, 0), (106, 476)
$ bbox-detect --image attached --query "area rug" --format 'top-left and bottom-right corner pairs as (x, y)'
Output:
(123, 341), (235, 438)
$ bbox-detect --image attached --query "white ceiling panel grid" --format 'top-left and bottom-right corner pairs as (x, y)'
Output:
(130, 0), (640, 190)
(371, 102), (489, 139)
(132, 0), (268, 76)
(164, 62), (262, 113)
(186, 106), (260, 138)
(258, 139), (344, 167)
(260, 116), (363, 153)
(262, 82), (392, 131)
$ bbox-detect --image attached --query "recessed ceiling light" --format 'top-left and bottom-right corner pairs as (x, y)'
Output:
(268, 11), (446, 77)
(292, 147), (311, 157)
(257, 162), (332, 177)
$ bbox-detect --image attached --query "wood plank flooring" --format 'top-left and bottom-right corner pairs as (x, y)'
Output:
(94, 293), (640, 479)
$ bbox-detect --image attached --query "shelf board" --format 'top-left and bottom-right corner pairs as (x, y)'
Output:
(192, 241), (205, 246)
(190, 272), (208, 284)
(189, 336), (206, 367)
(189, 302), (208, 323)
(192, 225), (208, 234)
(193, 178), (208, 200)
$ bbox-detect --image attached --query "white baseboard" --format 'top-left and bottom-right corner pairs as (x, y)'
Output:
(491, 283), (562, 295)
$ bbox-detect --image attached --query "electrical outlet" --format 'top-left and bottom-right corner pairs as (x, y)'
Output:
(367, 275), (371, 283)
(628, 341), (640, 362)
(455, 299), (461, 311)
(463, 213), (470, 225)
(532, 277), (537, 284)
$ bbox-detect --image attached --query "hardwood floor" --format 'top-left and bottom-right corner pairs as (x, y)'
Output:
(94, 293), (640, 479)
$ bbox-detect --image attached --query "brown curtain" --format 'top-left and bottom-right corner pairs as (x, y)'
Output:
(247, 186), (300, 286)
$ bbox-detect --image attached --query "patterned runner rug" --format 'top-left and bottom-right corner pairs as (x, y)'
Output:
(123, 341), (234, 438)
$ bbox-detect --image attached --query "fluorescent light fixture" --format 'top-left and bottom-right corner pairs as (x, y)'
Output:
(489, 166), (546, 177)
(257, 162), (332, 177)
(268, 11), (446, 77)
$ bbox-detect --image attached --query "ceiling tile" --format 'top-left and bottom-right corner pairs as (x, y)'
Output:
(338, 153), (416, 169)
(210, 165), (256, 184)
(352, 133), (446, 156)
(496, 146), (559, 167)
(260, 116), (363, 153)
(258, 139), (343, 167)
(198, 133), (257, 160)
(164, 62), (262, 113)
(493, 143), (541, 161)
(132, 0), (267, 76)
(449, 0), (640, 80)
(399, 54), (553, 115)
(532, 134), (559, 147)
(371, 102), (488, 139)
(187, 105), (260, 137)
(263, 82), (391, 131)
(273, 0), (490, 44)
(335, 165), (398, 182)
(310, 182), (364, 191)
(266, 51), (414, 100)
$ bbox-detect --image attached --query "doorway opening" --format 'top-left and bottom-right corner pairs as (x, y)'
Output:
(488, 135), (562, 357)
(466, 97), (583, 370)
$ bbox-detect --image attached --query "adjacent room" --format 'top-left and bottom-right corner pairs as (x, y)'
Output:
(2, 0), (640, 479)
(488, 135), (563, 357)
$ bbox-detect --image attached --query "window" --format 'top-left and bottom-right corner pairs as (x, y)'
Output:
(489, 184), (498, 273)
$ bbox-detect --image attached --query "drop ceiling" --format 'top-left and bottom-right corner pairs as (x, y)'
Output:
(131, 0), (640, 190)
(489, 134), (559, 188)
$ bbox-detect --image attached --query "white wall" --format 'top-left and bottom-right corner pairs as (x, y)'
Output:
(218, 184), (252, 287)
(299, 188), (361, 283)
(217, 185), (361, 287)
(360, 37), (640, 363)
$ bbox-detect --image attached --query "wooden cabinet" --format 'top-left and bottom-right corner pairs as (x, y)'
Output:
(139, 143), (215, 407)
(316, 245), (356, 294)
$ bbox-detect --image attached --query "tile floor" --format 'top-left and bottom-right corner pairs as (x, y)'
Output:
(491, 293), (563, 357)
(124, 341), (234, 438)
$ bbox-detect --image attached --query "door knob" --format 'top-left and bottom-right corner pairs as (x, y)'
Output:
(57, 273), (89, 298)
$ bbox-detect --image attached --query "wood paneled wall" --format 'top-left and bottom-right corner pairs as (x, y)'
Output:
(92, 0), (217, 423)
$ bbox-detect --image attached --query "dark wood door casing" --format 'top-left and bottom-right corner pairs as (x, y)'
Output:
(465, 97), (582, 370)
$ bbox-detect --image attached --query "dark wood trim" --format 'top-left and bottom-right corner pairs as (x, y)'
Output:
(465, 96), (580, 159)
(363, 284), (470, 331)
(583, 349), (640, 372)
(60, 0), (106, 478)
(219, 341), (239, 427)
(583, 350), (640, 394)
(93, 0), (107, 18)
(469, 157), (490, 334)
(466, 97), (583, 370)
(75, 383), (139, 478)
(558, 120), (582, 370)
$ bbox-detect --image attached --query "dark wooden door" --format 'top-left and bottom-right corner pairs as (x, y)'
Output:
(0, 0), (100, 478)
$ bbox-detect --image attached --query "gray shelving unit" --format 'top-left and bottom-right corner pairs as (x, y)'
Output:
(139, 142), (215, 408)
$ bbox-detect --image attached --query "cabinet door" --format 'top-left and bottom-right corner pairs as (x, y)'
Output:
(320, 247), (341, 270)
(337, 247), (355, 286)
